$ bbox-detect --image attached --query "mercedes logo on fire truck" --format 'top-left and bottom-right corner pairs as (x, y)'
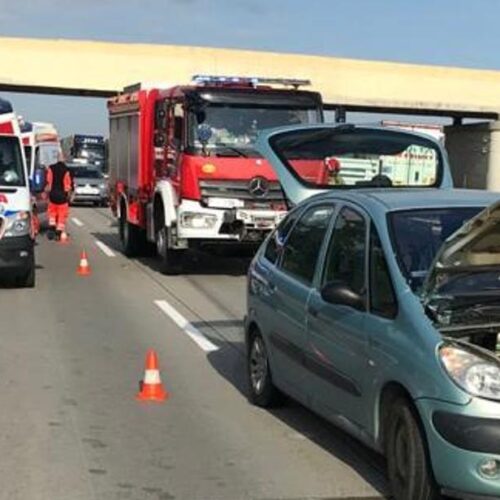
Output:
(248, 176), (269, 198)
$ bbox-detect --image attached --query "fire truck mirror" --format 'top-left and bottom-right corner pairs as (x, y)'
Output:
(154, 131), (166, 147)
(155, 106), (167, 129)
(197, 124), (212, 145)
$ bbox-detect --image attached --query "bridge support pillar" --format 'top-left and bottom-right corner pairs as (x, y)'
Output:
(445, 120), (500, 191)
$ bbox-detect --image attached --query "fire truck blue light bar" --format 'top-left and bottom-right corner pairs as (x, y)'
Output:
(192, 75), (311, 88)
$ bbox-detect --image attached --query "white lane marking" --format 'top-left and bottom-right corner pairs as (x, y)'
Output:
(154, 299), (219, 352)
(95, 240), (116, 257)
(72, 217), (84, 227)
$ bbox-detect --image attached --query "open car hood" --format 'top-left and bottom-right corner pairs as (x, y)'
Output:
(422, 200), (500, 299)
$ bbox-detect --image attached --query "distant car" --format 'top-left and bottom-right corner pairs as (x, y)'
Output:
(246, 124), (500, 500)
(69, 165), (108, 206)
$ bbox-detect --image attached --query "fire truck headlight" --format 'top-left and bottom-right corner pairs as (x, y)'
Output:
(180, 212), (217, 229)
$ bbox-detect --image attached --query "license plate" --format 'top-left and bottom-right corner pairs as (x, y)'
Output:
(77, 186), (98, 194)
(253, 217), (275, 229)
(207, 197), (244, 209)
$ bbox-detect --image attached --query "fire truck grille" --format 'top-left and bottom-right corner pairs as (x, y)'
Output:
(200, 180), (285, 202)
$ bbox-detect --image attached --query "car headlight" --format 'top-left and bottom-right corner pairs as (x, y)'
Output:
(4, 211), (31, 237)
(99, 183), (107, 190)
(439, 343), (500, 401)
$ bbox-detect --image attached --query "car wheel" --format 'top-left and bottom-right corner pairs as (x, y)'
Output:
(16, 255), (35, 289)
(156, 227), (184, 275)
(247, 330), (282, 407)
(386, 398), (440, 500)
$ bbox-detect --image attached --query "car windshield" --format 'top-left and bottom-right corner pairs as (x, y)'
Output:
(0, 136), (26, 187)
(389, 207), (483, 291)
(191, 104), (320, 154)
(79, 146), (104, 161)
(269, 127), (443, 188)
(71, 167), (102, 179)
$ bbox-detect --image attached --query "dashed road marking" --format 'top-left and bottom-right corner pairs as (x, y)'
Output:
(72, 217), (84, 227)
(154, 299), (219, 352)
(95, 240), (116, 257)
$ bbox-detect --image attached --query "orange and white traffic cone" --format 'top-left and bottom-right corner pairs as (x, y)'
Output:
(76, 250), (91, 276)
(136, 349), (168, 402)
(59, 231), (69, 245)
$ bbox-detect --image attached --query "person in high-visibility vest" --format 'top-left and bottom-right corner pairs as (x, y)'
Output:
(45, 156), (73, 241)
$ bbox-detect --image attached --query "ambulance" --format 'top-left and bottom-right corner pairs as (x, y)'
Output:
(0, 98), (36, 287)
(20, 120), (61, 232)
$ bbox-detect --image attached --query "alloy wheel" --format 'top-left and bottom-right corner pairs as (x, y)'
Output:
(250, 336), (268, 395)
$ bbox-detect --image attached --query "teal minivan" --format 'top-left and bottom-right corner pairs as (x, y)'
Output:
(246, 125), (500, 500)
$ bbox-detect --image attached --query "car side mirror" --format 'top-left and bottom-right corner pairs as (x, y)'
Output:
(320, 281), (365, 311)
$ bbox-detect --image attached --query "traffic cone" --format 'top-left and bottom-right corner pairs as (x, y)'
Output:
(136, 349), (168, 402)
(59, 231), (69, 245)
(76, 250), (91, 276)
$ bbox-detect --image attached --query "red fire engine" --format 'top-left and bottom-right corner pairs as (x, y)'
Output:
(108, 75), (326, 273)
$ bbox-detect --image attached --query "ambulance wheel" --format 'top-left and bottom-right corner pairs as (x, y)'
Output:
(156, 227), (184, 275)
(17, 257), (35, 289)
(120, 211), (141, 257)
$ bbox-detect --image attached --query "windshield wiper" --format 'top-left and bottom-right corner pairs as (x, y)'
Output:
(214, 145), (248, 158)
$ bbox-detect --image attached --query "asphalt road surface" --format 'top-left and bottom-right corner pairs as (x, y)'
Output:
(0, 207), (389, 500)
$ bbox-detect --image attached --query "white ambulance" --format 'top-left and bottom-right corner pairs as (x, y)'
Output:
(0, 98), (36, 287)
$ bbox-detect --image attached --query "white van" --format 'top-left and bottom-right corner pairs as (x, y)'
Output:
(0, 98), (36, 287)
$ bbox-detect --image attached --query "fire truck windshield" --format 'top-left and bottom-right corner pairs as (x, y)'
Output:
(190, 104), (320, 155)
(0, 136), (25, 187)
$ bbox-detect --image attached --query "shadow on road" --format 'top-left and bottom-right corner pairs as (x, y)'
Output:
(201, 319), (389, 498)
(91, 231), (253, 277)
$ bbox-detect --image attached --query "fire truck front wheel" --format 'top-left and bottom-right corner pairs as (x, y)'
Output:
(156, 227), (184, 275)
(119, 211), (144, 257)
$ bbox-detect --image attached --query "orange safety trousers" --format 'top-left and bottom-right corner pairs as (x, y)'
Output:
(48, 202), (69, 232)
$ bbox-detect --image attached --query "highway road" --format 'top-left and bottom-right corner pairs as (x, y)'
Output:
(0, 207), (389, 500)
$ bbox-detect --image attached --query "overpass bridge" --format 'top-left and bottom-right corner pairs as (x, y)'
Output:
(3, 36), (500, 190)
(1, 36), (500, 120)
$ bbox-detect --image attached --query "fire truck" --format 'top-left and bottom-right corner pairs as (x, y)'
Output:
(20, 121), (61, 231)
(108, 75), (326, 273)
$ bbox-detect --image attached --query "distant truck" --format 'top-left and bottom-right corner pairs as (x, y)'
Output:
(61, 134), (106, 169)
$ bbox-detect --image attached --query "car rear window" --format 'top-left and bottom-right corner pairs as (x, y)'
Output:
(269, 127), (443, 189)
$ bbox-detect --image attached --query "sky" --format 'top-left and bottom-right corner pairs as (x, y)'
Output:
(1, 0), (500, 136)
